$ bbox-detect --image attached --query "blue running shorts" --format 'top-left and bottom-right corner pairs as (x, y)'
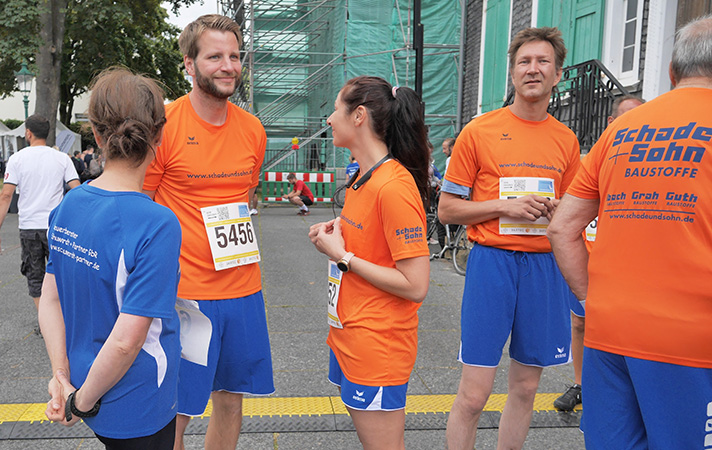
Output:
(570, 291), (585, 318)
(458, 244), (572, 367)
(177, 291), (275, 416)
(328, 350), (408, 411)
(582, 347), (712, 449)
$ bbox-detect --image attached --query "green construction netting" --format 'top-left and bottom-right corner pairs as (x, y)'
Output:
(250, 0), (460, 176)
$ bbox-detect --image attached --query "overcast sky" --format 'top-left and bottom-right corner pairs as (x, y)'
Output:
(164, 0), (220, 29)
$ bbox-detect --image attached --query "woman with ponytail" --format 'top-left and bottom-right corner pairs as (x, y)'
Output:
(39, 68), (182, 449)
(309, 76), (430, 449)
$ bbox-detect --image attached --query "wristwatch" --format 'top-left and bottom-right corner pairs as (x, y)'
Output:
(65, 391), (101, 422)
(336, 252), (355, 272)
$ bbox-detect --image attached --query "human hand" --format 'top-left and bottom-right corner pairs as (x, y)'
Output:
(309, 218), (345, 260)
(501, 195), (554, 221)
(46, 369), (80, 426)
(309, 219), (336, 241)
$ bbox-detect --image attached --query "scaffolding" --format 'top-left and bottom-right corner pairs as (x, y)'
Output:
(219, 0), (461, 176)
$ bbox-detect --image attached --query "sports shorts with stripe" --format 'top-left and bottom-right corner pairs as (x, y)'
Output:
(582, 347), (712, 449)
(176, 291), (275, 416)
(328, 350), (408, 411)
(458, 243), (572, 368)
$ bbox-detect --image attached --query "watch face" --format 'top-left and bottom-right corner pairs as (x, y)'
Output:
(337, 261), (349, 272)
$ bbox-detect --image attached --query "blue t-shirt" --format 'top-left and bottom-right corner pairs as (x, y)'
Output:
(46, 183), (182, 439)
(346, 161), (360, 179)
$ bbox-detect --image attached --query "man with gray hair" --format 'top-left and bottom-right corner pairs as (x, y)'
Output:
(548, 15), (712, 448)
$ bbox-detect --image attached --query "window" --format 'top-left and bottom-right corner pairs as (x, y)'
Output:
(603, 0), (644, 86)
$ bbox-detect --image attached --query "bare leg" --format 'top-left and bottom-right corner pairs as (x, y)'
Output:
(445, 365), (497, 450)
(571, 314), (585, 385)
(496, 361), (542, 450)
(348, 407), (406, 450)
(173, 414), (191, 450)
(33, 296), (40, 310)
(205, 391), (243, 450)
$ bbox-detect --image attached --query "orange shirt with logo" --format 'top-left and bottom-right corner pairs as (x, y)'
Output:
(445, 107), (580, 252)
(328, 160), (429, 385)
(143, 95), (266, 300)
(567, 88), (712, 368)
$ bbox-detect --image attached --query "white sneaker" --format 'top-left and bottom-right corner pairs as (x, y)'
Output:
(250, 208), (258, 216)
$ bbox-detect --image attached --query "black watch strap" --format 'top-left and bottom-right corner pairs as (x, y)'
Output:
(65, 391), (101, 421)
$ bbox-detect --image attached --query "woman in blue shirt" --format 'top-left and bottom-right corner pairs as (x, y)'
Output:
(39, 68), (182, 449)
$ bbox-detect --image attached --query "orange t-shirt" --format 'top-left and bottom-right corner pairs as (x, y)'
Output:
(143, 95), (266, 300)
(327, 160), (429, 385)
(567, 88), (712, 368)
(444, 107), (580, 252)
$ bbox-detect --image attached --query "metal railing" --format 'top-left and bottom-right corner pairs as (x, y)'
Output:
(504, 59), (630, 153)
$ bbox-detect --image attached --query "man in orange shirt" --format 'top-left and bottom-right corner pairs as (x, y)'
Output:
(440, 27), (580, 450)
(143, 15), (274, 450)
(548, 15), (712, 448)
(552, 94), (644, 412)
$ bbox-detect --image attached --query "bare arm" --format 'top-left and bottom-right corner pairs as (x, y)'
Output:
(438, 191), (554, 226)
(286, 186), (300, 199)
(67, 180), (80, 189)
(39, 273), (154, 421)
(546, 193), (599, 300)
(0, 183), (16, 250)
(71, 313), (152, 412)
(309, 218), (429, 303)
(38, 274), (72, 422)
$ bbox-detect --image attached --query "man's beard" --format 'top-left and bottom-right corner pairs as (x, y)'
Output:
(194, 65), (238, 99)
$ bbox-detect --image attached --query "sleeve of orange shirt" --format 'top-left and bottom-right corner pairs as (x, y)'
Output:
(559, 139), (582, 195)
(443, 124), (478, 190)
(143, 112), (173, 192)
(567, 140), (608, 200)
(378, 178), (429, 262)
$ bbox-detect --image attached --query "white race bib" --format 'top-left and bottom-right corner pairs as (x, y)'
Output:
(175, 298), (212, 366)
(201, 202), (260, 271)
(327, 260), (344, 329)
(585, 217), (598, 242)
(499, 177), (555, 235)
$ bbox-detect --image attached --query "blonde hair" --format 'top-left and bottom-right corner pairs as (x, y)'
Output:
(508, 27), (567, 70)
(179, 14), (243, 60)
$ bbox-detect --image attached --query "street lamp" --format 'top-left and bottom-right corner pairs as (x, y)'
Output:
(14, 62), (34, 120)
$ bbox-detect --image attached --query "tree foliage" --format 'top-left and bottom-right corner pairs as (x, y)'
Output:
(0, 0), (41, 97)
(0, 0), (197, 124)
(58, 0), (195, 123)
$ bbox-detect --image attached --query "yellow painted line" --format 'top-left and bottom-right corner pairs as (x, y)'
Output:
(0, 393), (580, 424)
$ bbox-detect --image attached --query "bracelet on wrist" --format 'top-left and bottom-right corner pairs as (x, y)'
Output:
(64, 390), (101, 422)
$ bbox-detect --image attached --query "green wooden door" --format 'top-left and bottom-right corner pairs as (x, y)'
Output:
(538, 0), (605, 66)
(480, 0), (510, 113)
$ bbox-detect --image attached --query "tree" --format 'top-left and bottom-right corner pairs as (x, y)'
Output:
(0, 0), (41, 97)
(58, 0), (195, 124)
(35, 0), (67, 145)
(0, 0), (198, 144)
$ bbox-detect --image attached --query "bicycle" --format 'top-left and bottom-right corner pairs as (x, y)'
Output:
(450, 225), (472, 275)
(429, 220), (470, 275)
(426, 189), (472, 275)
